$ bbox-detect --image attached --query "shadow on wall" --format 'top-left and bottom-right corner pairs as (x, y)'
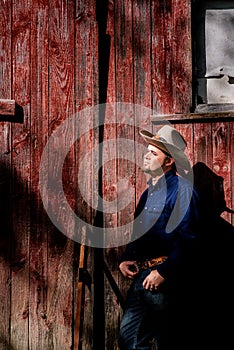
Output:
(0, 160), (76, 260)
(187, 162), (234, 350)
(0, 162), (11, 261)
(0, 160), (78, 349)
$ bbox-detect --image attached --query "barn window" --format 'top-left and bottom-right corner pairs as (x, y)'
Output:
(192, 0), (234, 112)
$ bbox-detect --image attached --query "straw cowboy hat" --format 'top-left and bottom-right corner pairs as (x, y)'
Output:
(140, 125), (191, 170)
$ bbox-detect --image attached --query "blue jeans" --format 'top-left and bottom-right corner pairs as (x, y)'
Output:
(118, 269), (171, 350)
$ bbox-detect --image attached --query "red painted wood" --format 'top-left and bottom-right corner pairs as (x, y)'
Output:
(46, 0), (75, 348)
(74, 0), (98, 348)
(29, 0), (50, 348)
(212, 122), (232, 222)
(103, 2), (121, 348)
(172, 0), (192, 113)
(231, 123), (234, 226)
(11, 0), (31, 348)
(0, 99), (15, 116)
(133, 0), (152, 204)
(0, 1), (12, 348)
(152, 0), (192, 114)
(193, 124), (213, 167)
(152, 0), (173, 113)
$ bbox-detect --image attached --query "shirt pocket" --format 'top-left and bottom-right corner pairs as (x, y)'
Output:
(147, 205), (164, 228)
(147, 205), (171, 233)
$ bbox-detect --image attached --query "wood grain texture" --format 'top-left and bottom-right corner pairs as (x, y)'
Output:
(152, 0), (173, 113)
(46, 0), (75, 348)
(231, 123), (234, 226)
(0, 1), (12, 349)
(212, 122), (232, 222)
(11, 0), (31, 348)
(172, 0), (192, 113)
(104, 2), (120, 347)
(29, 0), (50, 348)
(0, 99), (15, 116)
(133, 0), (152, 205)
(74, 0), (98, 348)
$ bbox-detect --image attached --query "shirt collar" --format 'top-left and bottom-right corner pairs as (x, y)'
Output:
(148, 170), (176, 191)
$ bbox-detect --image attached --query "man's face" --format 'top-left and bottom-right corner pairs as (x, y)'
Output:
(142, 144), (171, 176)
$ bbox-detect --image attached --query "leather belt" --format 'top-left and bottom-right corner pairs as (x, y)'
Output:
(137, 256), (168, 270)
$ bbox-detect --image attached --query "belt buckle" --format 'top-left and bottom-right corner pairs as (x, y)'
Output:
(137, 260), (148, 270)
(143, 260), (149, 269)
(148, 259), (155, 269)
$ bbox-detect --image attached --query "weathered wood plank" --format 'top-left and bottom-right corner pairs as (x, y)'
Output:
(29, 1), (50, 349)
(0, 99), (15, 116)
(0, 1), (12, 348)
(10, 0), (31, 348)
(212, 122), (232, 223)
(103, 1), (121, 348)
(193, 123), (213, 168)
(231, 123), (234, 226)
(133, 0), (152, 203)
(172, 0), (192, 113)
(74, 0), (98, 348)
(0, 169), (11, 348)
(152, 0), (173, 113)
(115, 0), (135, 251)
(47, 0), (75, 348)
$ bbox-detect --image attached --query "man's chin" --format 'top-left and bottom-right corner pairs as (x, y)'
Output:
(141, 166), (150, 174)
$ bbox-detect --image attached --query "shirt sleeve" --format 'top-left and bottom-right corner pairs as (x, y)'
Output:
(156, 184), (201, 280)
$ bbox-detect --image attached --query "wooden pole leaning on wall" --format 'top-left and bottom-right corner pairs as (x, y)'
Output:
(74, 226), (86, 350)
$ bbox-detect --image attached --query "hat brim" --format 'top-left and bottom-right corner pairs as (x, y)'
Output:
(140, 129), (191, 171)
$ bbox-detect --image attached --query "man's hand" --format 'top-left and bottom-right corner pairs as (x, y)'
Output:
(119, 261), (138, 279)
(142, 269), (165, 291)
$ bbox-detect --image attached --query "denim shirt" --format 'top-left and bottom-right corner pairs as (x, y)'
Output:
(120, 171), (201, 281)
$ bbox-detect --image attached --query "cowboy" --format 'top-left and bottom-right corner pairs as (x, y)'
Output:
(118, 125), (201, 350)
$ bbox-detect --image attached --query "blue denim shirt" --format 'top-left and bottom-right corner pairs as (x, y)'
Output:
(120, 171), (201, 281)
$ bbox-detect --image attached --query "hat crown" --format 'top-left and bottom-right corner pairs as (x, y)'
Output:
(155, 125), (187, 151)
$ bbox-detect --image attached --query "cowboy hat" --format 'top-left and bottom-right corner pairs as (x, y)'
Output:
(139, 125), (191, 170)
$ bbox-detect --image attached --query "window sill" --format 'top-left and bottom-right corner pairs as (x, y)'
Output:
(151, 108), (234, 124)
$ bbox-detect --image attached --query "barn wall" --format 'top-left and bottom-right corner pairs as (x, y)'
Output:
(0, 0), (233, 349)
(0, 0), (98, 349)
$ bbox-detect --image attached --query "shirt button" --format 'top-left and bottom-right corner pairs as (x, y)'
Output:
(150, 193), (153, 196)
(145, 207), (147, 209)
(139, 220), (142, 224)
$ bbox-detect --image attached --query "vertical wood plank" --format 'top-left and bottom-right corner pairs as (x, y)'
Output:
(29, 1), (50, 349)
(231, 122), (234, 226)
(116, 0), (135, 324)
(193, 124), (212, 167)
(47, 0), (75, 348)
(115, 0), (135, 254)
(212, 122), (232, 222)
(0, 0), (12, 348)
(133, 0), (152, 203)
(11, 0), (31, 348)
(74, 0), (98, 348)
(172, 0), (192, 113)
(152, 0), (173, 113)
(103, 1), (119, 348)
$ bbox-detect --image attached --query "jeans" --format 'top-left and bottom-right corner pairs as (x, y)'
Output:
(118, 269), (171, 350)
